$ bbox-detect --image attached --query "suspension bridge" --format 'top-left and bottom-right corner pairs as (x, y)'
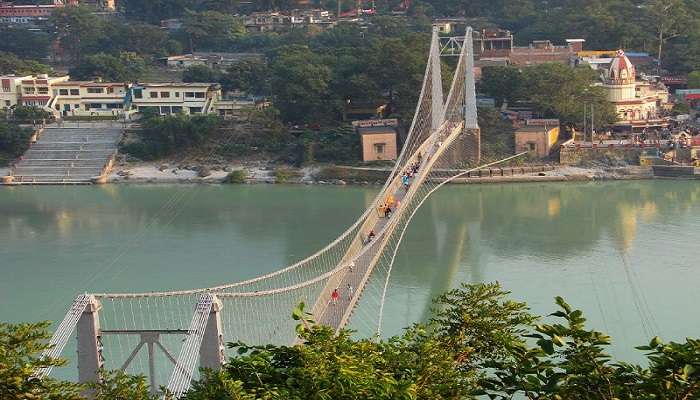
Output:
(39, 26), (491, 398)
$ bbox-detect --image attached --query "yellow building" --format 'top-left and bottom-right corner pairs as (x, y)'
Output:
(515, 119), (560, 158)
(358, 126), (398, 162)
(51, 81), (130, 118)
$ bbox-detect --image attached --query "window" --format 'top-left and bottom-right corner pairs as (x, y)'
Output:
(374, 143), (386, 154)
(38, 87), (48, 94)
(160, 106), (172, 114)
(527, 142), (536, 151)
(173, 92), (179, 97)
(185, 92), (195, 98)
(24, 87), (35, 94)
(150, 92), (159, 98)
(160, 92), (170, 98)
(70, 89), (79, 95)
(171, 106), (183, 113)
(106, 103), (122, 109)
(189, 107), (202, 114)
(89, 103), (103, 109)
(107, 87), (114, 94)
(4, 100), (10, 106)
(59, 89), (68, 95)
(194, 92), (205, 99)
(133, 89), (143, 99)
(87, 88), (104, 94)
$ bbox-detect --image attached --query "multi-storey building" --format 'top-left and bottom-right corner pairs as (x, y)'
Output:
(0, 74), (31, 110)
(50, 81), (130, 118)
(129, 83), (222, 115)
(18, 74), (70, 108)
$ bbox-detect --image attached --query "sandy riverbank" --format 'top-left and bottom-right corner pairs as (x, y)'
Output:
(107, 163), (655, 185)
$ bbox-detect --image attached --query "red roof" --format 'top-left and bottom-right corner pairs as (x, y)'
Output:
(684, 94), (700, 100)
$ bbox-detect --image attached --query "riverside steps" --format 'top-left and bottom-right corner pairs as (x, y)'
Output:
(5, 123), (123, 185)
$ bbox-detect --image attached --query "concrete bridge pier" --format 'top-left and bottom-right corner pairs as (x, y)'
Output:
(199, 295), (225, 370)
(76, 295), (104, 389)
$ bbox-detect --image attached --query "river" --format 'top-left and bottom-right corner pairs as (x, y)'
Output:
(1, 181), (699, 368)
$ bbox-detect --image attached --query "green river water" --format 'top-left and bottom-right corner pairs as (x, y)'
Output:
(1, 180), (699, 367)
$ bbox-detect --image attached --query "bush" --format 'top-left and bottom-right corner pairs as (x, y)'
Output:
(0, 122), (32, 166)
(223, 169), (248, 183)
(274, 168), (302, 183)
(121, 113), (221, 160)
(11, 106), (50, 122)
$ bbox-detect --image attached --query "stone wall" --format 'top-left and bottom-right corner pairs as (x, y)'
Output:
(559, 145), (644, 165)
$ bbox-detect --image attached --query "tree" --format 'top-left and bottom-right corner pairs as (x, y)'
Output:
(521, 63), (616, 128)
(479, 66), (524, 107)
(70, 52), (146, 82)
(0, 26), (50, 60)
(182, 65), (221, 83)
(0, 122), (33, 166)
(182, 10), (245, 51)
(688, 71), (700, 88)
(0, 52), (51, 75)
(122, 113), (222, 160)
(223, 59), (270, 94)
(0, 322), (83, 399)
(647, 0), (691, 71)
(269, 45), (332, 123)
(51, 6), (105, 62)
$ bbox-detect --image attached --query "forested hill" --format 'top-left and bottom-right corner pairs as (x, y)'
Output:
(113, 0), (699, 74)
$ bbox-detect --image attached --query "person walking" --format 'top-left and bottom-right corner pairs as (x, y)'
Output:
(331, 288), (339, 305)
(384, 206), (392, 218)
(347, 284), (354, 300)
(348, 261), (355, 273)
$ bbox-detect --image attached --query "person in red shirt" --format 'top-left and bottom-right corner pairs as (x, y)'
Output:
(331, 288), (339, 305)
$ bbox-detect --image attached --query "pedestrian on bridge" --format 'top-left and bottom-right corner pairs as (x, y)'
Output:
(347, 284), (354, 300)
(331, 288), (339, 305)
(348, 261), (355, 273)
(384, 206), (392, 218)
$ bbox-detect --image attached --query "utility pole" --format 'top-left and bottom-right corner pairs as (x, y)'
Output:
(337, 0), (341, 19)
(583, 103), (587, 143)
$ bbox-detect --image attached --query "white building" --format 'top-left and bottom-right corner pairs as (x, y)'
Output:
(130, 83), (221, 115)
(0, 74), (32, 110)
(50, 81), (130, 118)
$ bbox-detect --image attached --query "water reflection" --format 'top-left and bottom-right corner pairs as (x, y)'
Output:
(2, 181), (700, 362)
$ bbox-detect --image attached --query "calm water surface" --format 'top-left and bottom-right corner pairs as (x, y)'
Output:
(1, 181), (699, 364)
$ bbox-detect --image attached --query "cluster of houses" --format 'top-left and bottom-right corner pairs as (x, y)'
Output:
(0, 74), (259, 120)
(0, 0), (114, 24)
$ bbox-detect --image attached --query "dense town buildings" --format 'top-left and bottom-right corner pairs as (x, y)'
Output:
(0, 0), (113, 24)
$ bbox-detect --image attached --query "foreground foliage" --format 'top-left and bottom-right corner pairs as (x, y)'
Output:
(0, 122), (33, 166)
(3, 283), (700, 399)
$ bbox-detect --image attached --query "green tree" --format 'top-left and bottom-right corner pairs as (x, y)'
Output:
(0, 26), (50, 60)
(70, 52), (146, 82)
(223, 59), (270, 95)
(182, 10), (245, 51)
(0, 122), (33, 166)
(0, 52), (51, 75)
(51, 6), (105, 62)
(521, 63), (616, 128)
(479, 66), (523, 107)
(0, 322), (83, 399)
(688, 71), (700, 88)
(122, 113), (222, 160)
(182, 65), (221, 83)
(269, 45), (332, 123)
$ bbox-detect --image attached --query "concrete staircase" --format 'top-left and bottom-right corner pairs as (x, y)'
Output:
(9, 126), (123, 185)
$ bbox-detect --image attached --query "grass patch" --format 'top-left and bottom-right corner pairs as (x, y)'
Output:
(224, 169), (248, 183)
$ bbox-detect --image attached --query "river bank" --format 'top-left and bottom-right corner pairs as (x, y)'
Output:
(107, 162), (657, 185)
